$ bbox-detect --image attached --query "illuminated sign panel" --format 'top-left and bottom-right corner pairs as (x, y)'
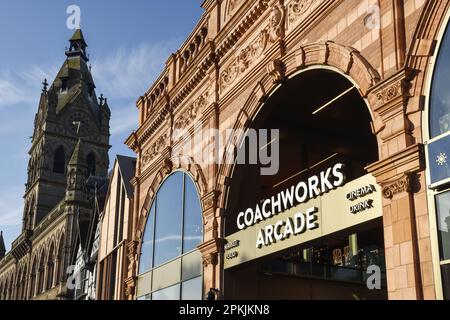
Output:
(224, 170), (382, 269)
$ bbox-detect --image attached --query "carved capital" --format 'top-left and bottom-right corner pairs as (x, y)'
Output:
(202, 252), (218, 268)
(382, 174), (414, 199)
(198, 238), (226, 267)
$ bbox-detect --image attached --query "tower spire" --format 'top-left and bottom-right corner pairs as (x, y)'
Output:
(0, 231), (6, 259)
(66, 29), (89, 61)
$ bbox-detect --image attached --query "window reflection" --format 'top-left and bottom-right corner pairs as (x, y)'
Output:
(139, 203), (155, 274)
(435, 192), (450, 261)
(181, 276), (203, 300)
(137, 171), (204, 300)
(152, 284), (181, 300)
(430, 21), (450, 138)
(183, 178), (203, 253)
(153, 172), (184, 267)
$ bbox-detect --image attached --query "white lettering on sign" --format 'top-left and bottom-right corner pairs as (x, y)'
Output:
(256, 207), (319, 248)
(347, 184), (377, 215)
(346, 185), (376, 201)
(350, 199), (374, 214)
(237, 163), (345, 231)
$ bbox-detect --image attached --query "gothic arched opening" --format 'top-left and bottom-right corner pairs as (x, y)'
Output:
(86, 152), (96, 177)
(53, 146), (66, 174)
(223, 69), (387, 300)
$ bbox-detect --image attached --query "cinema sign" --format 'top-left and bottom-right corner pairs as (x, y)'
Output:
(224, 164), (382, 269)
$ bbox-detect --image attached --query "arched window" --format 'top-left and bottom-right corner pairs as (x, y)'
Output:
(46, 244), (55, 290)
(86, 152), (96, 177)
(29, 258), (37, 299)
(56, 233), (65, 284)
(37, 251), (46, 295)
(53, 147), (66, 174)
(430, 20), (450, 138)
(137, 171), (203, 300)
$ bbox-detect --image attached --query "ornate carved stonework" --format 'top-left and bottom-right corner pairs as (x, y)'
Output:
(267, 1), (286, 43)
(376, 80), (404, 106)
(288, 0), (315, 24)
(220, 1), (286, 91)
(267, 59), (286, 83)
(174, 92), (208, 131)
(141, 134), (168, 166)
(382, 174), (413, 199)
(202, 252), (218, 267)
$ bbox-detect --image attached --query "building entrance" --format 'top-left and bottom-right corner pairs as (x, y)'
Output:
(223, 69), (387, 300)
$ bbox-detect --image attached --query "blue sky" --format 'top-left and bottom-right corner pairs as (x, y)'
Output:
(0, 1), (203, 250)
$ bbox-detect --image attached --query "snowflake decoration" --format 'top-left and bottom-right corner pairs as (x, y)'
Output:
(436, 152), (448, 166)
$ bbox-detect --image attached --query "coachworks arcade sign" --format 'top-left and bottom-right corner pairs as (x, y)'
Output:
(224, 163), (382, 269)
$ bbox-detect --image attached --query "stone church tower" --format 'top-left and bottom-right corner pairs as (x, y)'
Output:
(0, 29), (110, 300)
(24, 29), (110, 231)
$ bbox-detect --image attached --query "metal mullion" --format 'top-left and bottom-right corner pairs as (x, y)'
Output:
(180, 173), (187, 299)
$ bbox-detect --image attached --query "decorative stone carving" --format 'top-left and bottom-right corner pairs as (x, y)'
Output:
(382, 174), (413, 199)
(267, 59), (286, 83)
(220, 1), (286, 91)
(202, 252), (218, 267)
(174, 92), (208, 131)
(376, 80), (404, 106)
(267, 1), (286, 43)
(141, 134), (168, 166)
(289, 0), (314, 23)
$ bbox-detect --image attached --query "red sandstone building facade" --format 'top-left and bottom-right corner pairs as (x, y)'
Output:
(120, 0), (450, 300)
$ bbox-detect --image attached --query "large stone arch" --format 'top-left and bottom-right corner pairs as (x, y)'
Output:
(215, 41), (382, 209)
(135, 155), (207, 247)
(406, 0), (450, 140)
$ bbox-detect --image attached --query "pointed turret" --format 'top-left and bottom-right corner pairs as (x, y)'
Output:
(66, 28), (89, 61)
(66, 139), (88, 203)
(0, 231), (6, 259)
(69, 139), (85, 167)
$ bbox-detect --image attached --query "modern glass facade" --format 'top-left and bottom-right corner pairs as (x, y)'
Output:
(137, 172), (203, 300)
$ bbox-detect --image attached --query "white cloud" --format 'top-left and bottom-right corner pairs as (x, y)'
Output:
(0, 79), (30, 107)
(92, 40), (178, 100)
(110, 104), (139, 136)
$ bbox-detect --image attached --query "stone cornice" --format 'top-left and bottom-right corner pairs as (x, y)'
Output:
(365, 143), (425, 183)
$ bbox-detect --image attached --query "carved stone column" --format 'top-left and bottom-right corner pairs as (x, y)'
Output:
(197, 237), (225, 299)
(367, 140), (428, 299)
(367, 65), (435, 299)
(124, 240), (138, 300)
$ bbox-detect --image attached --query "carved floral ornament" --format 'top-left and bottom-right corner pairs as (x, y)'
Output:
(289, 0), (315, 24)
(174, 91), (208, 131)
(382, 174), (413, 199)
(141, 133), (168, 166)
(376, 80), (404, 106)
(220, 0), (286, 91)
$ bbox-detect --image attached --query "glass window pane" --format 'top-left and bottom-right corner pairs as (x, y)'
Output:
(139, 203), (155, 274)
(152, 284), (180, 300)
(181, 277), (202, 301)
(182, 250), (202, 281)
(183, 176), (203, 253)
(435, 192), (450, 261)
(430, 22), (450, 138)
(154, 172), (184, 267)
